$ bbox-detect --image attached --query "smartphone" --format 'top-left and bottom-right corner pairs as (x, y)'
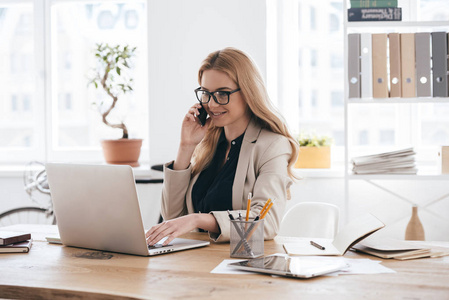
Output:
(197, 104), (208, 126)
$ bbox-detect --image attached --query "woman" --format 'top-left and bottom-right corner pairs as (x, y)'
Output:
(146, 48), (298, 245)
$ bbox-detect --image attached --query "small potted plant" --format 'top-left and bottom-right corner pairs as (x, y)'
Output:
(295, 132), (333, 168)
(88, 43), (142, 167)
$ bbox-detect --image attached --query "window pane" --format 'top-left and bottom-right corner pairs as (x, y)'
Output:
(50, 2), (148, 150)
(283, 1), (344, 151)
(0, 4), (37, 150)
(420, 103), (449, 145)
(349, 104), (403, 156)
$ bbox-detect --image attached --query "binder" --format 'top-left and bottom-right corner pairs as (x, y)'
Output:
(361, 33), (373, 98)
(431, 32), (448, 97)
(371, 34), (388, 98)
(348, 33), (361, 98)
(388, 33), (401, 97)
(400, 33), (416, 98)
(415, 33), (432, 97)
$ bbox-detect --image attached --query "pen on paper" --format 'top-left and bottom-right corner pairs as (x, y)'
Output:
(310, 240), (325, 250)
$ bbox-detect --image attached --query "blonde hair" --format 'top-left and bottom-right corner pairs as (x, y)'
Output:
(191, 48), (299, 179)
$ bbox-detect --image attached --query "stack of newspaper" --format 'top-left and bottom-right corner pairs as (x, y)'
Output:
(351, 148), (417, 175)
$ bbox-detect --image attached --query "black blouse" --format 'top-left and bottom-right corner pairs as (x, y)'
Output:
(192, 131), (244, 213)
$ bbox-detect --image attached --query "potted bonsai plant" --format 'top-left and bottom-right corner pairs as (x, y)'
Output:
(295, 132), (333, 168)
(88, 43), (142, 167)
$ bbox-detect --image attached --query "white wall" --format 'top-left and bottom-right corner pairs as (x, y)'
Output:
(147, 0), (267, 165)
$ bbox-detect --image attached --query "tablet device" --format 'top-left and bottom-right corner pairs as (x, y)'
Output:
(228, 255), (347, 278)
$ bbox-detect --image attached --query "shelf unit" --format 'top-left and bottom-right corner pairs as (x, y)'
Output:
(343, 2), (449, 227)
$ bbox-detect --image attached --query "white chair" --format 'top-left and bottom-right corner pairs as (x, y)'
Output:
(278, 202), (339, 238)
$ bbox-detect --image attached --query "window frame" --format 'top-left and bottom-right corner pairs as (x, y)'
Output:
(0, 0), (150, 165)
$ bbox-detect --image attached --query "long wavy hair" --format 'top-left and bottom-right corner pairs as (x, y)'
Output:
(191, 48), (299, 179)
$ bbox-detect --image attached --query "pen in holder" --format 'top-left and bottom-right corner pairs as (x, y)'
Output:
(230, 218), (264, 258)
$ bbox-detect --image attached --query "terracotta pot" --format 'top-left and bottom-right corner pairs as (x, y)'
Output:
(294, 146), (331, 169)
(101, 139), (143, 167)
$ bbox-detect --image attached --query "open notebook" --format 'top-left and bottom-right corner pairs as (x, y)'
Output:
(283, 213), (385, 256)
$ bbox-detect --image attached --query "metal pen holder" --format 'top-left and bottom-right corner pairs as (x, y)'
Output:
(230, 218), (264, 258)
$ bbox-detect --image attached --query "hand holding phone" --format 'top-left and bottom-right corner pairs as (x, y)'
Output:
(197, 104), (208, 126)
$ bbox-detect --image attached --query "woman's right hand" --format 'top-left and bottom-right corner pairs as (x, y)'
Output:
(180, 103), (210, 148)
(173, 103), (211, 170)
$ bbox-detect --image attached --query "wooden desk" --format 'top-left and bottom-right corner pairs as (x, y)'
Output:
(0, 225), (448, 300)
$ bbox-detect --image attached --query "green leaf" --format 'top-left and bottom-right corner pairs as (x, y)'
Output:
(116, 67), (121, 75)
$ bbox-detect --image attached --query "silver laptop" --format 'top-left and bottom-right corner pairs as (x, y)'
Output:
(45, 163), (209, 256)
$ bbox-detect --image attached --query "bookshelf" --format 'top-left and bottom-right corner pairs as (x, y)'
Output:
(343, 1), (449, 223)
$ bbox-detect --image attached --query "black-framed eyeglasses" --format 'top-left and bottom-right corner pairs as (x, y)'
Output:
(194, 87), (241, 105)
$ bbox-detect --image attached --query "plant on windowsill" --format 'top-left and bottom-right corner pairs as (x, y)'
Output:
(295, 132), (333, 169)
(88, 43), (142, 167)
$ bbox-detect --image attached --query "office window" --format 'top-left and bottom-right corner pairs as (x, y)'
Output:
(332, 130), (344, 146)
(0, 1), (148, 164)
(11, 95), (18, 112)
(268, 0), (449, 163)
(329, 14), (339, 32)
(310, 6), (316, 30)
(379, 130), (395, 145)
(0, 3), (39, 162)
(23, 95), (31, 112)
(331, 52), (343, 69)
(359, 130), (369, 145)
(268, 0), (344, 161)
(311, 90), (318, 107)
(310, 49), (318, 67)
(331, 91), (343, 107)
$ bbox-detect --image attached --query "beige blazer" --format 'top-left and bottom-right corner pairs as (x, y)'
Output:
(160, 119), (293, 242)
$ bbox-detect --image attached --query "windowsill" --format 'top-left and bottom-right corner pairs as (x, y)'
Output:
(0, 163), (162, 180)
(293, 165), (345, 178)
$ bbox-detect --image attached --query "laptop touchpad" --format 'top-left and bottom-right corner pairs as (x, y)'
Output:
(148, 236), (173, 249)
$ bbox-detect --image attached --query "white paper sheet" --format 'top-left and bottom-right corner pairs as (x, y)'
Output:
(210, 259), (252, 274)
(333, 258), (396, 275)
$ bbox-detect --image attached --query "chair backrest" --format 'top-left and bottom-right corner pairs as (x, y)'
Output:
(278, 202), (339, 238)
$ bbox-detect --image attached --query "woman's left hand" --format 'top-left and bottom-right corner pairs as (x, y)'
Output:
(145, 214), (198, 246)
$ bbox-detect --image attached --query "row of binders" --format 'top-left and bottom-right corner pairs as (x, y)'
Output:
(348, 32), (449, 99)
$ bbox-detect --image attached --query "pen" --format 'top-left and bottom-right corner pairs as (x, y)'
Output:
(310, 240), (325, 250)
(228, 210), (254, 255)
(231, 214), (261, 255)
(245, 192), (252, 221)
(260, 198), (272, 216)
(260, 199), (275, 219)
